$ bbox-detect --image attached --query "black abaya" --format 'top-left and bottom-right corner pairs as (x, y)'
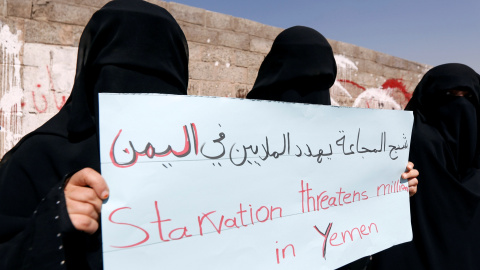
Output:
(246, 26), (371, 270)
(0, 0), (188, 269)
(372, 63), (480, 270)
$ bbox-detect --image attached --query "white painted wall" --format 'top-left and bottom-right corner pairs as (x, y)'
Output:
(1, 22), (78, 156)
(0, 23), (23, 155)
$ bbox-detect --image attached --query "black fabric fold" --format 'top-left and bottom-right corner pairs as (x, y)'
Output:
(372, 63), (480, 270)
(246, 26), (336, 105)
(0, 0), (188, 268)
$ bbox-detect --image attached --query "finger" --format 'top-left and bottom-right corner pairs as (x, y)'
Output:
(406, 161), (414, 171)
(65, 187), (103, 213)
(402, 169), (419, 180)
(409, 186), (417, 197)
(68, 168), (109, 200)
(69, 214), (99, 234)
(66, 200), (99, 221)
(408, 178), (419, 188)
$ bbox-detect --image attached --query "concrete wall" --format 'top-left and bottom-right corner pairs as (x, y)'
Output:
(0, 0), (431, 157)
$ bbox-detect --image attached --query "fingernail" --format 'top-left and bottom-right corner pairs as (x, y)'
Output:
(101, 191), (109, 199)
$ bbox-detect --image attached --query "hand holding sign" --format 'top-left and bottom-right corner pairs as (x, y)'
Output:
(403, 162), (419, 197)
(65, 168), (109, 234)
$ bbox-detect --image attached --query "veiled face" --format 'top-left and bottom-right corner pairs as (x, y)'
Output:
(66, 0), (189, 135)
(445, 89), (471, 97)
(246, 26), (336, 105)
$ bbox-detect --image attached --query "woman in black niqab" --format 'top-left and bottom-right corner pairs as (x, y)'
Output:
(246, 26), (336, 105)
(372, 63), (480, 269)
(247, 26), (419, 270)
(0, 0), (188, 269)
(247, 26), (368, 270)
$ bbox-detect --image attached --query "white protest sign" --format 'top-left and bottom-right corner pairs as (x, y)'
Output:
(99, 94), (413, 270)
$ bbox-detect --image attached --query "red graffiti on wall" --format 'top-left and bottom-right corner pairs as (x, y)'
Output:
(333, 77), (413, 109)
(31, 65), (68, 113)
(47, 66), (67, 110)
(381, 79), (412, 100)
(337, 79), (366, 91)
(339, 78), (411, 101)
(32, 91), (47, 113)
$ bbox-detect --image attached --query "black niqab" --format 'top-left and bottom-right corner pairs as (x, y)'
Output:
(372, 63), (480, 270)
(245, 26), (370, 270)
(246, 26), (336, 105)
(0, 0), (188, 269)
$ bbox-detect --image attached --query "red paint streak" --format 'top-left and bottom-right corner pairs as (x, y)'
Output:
(36, 84), (41, 88)
(32, 92), (47, 113)
(53, 95), (66, 110)
(46, 65), (66, 110)
(382, 79), (412, 100)
(337, 79), (366, 91)
(21, 102), (25, 108)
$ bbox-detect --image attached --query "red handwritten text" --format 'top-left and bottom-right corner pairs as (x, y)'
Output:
(377, 180), (408, 196)
(299, 180), (368, 213)
(198, 203), (283, 235)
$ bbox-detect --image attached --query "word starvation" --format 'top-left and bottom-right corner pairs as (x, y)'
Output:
(109, 123), (409, 168)
(106, 178), (408, 250)
(107, 201), (283, 249)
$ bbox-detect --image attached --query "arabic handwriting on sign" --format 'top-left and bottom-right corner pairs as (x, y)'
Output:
(332, 128), (411, 160)
(356, 129), (387, 154)
(229, 144), (259, 167)
(388, 134), (409, 160)
(260, 133), (290, 161)
(200, 132), (226, 159)
(313, 144), (333, 163)
(229, 143), (247, 166)
(229, 133), (291, 166)
(304, 144), (313, 157)
(109, 123), (198, 168)
(335, 132), (355, 155)
(354, 129), (409, 160)
(295, 145), (302, 157)
(110, 124), (409, 168)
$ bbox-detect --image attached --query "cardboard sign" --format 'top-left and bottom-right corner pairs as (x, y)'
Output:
(99, 93), (413, 269)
